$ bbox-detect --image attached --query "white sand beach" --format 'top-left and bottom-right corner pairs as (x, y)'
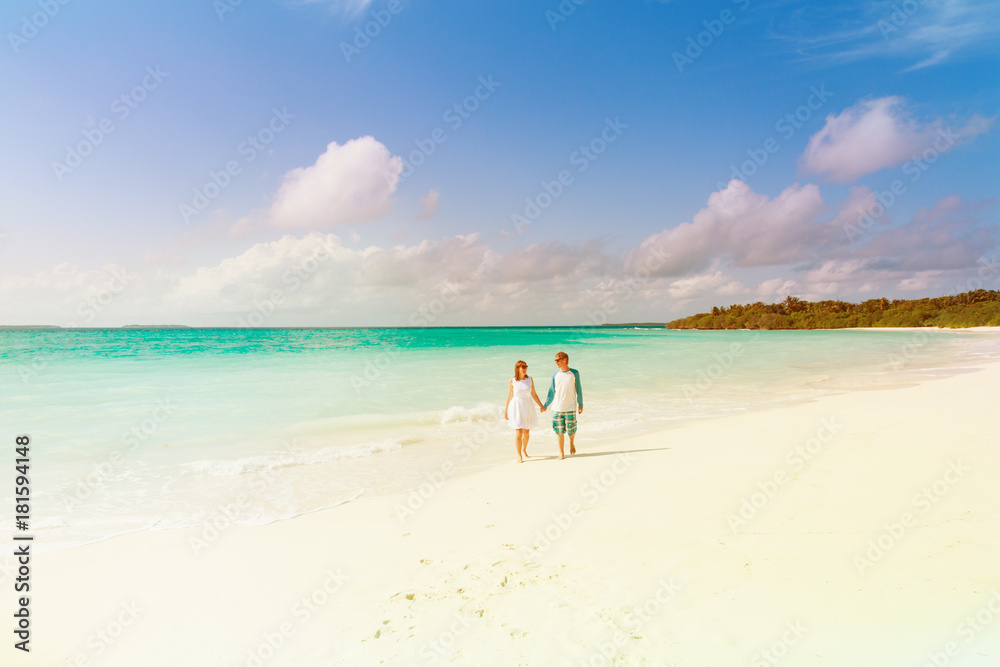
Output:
(9, 351), (1000, 666)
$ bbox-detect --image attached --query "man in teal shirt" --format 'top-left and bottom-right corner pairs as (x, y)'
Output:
(543, 350), (583, 459)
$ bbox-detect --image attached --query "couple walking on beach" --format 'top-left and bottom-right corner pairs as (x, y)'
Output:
(504, 351), (583, 462)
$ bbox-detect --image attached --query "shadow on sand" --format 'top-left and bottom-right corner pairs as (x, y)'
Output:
(523, 447), (671, 461)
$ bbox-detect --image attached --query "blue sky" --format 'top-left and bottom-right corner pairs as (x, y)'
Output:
(1, 0), (998, 326)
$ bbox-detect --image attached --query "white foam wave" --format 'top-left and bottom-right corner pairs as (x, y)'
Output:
(187, 440), (404, 477)
(439, 402), (502, 424)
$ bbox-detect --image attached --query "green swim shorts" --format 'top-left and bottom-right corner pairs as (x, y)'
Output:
(552, 411), (578, 436)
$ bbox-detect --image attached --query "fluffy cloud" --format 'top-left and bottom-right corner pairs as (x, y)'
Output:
(270, 136), (403, 229)
(490, 241), (612, 285)
(0, 262), (149, 326)
(800, 97), (993, 183)
(625, 180), (830, 277)
(849, 195), (995, 272)
(417, 189), (439, 219)
(795, 194), (997, 297)
(4, 182), (994, 326)
(665, 270), (745, 301)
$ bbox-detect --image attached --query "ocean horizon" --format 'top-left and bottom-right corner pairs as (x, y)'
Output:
(3, 326), (997, 553)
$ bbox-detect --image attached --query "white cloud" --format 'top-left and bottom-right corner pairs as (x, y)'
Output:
(666, 270), (733, 300)
(852, 194), (993, 271)
(269, 136), (403, 229)
(770, 0), (1000, 71)
(800, 96), (993, 183)
(755, 277), (797, 298)
(4, 182), (994, 327)
(625, 180), (830, 277)
(417, 189), (439, 219)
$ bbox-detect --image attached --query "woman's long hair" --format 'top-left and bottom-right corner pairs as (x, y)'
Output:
(514, 360), (528, 381)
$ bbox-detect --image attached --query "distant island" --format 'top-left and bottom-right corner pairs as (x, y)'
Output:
(0, 325), (63, 330)
(664, 290), (1000, 330)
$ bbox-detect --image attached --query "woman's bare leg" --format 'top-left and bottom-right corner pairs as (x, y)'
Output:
(523, 429), (530, 458)
(515, 429), (524, 462)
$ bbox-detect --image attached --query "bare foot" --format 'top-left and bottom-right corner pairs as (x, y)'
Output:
(559, 454), (565, 460)
(570, 445), (576, 455)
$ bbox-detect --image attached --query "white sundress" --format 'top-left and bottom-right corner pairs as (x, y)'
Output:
(507, 377), (539, 429)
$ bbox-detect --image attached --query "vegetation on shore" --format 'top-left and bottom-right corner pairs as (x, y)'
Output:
(666, 290), (1000, 330)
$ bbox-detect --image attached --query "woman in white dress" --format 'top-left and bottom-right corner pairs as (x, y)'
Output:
(504, 360), (545, 463)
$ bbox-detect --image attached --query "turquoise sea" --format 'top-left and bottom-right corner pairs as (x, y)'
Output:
(2, 326), (997, 552)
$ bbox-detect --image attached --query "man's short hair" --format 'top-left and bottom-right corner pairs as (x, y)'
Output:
(556, 351), (568, 361)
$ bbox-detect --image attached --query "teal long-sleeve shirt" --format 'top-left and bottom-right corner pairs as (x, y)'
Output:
(543, 368), (583, 410)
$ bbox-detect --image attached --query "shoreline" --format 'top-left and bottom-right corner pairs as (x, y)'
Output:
(9, 341), (1000, 665)
(24, 327), (999, 557)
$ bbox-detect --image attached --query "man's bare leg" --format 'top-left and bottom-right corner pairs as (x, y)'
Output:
(556, 433), (565, 460)
(569, 434), (576, 456)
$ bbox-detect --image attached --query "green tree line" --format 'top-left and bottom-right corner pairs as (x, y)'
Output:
(667, 290), (1000, 329)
